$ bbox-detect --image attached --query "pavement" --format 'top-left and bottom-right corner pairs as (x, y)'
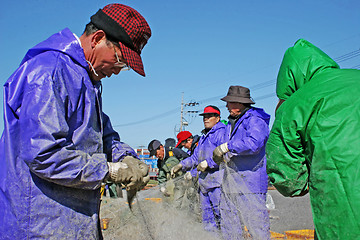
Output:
(268, 188), (314, 234)
(100, 187), (315, 239)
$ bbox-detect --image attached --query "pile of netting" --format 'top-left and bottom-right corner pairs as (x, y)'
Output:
(100, 163), (270, 240)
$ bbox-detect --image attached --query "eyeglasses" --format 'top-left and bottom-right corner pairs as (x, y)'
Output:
(113, 45), (130, 71)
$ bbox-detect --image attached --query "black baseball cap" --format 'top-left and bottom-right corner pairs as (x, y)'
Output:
(148, 139), (161, 157)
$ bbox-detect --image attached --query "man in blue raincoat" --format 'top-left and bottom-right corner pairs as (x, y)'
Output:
(175, 130), (200, 178)
(171, 105), (226, 232)
(213, 86), (270, 240)
(0, 4), (151, 240)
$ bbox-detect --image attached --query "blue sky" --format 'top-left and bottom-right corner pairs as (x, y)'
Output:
(1, 0), (359, 149)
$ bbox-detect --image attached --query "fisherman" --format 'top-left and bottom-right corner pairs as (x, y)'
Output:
(0, 4), (151, 239)
(175, 130), (200, 156)
(148, 139), (188, 202)
(213, 86), (271, 240)
(175, 130), (200, 178)
(266, 39), (360, 239)
(171, 105), (226, 232)
(165, 137), (177, 149)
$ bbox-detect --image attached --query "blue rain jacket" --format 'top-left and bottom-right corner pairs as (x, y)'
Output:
(0, 28), (137, 239)
(221, 107), (270, 240)
(180, 121), (226, 194)
(224, 107), (270, 194)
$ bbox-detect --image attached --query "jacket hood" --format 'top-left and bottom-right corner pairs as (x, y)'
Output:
(202, 120), (226, 135)
(20, 28), (88, 69)
(276, 39), (339, 100)
(246, 107), (270, 125)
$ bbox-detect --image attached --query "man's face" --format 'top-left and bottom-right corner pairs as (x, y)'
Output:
(87, 34), (128, 81)
(203, 114), (220, 129)
(182, 138), (193, 150)
(155, 145), (165, 160)
(226, 102), (246, 117)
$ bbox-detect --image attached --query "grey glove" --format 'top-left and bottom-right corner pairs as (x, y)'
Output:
(170, 163), (183, 178)
(213, 142), (229, 165)
(122, 156), (150, 191)
(107, 161), (133, 183)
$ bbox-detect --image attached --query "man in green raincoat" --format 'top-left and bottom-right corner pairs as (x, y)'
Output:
(266, 39), (360, 239)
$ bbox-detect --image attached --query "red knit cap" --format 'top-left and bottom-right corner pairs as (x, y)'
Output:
(175, 131), (193, 147)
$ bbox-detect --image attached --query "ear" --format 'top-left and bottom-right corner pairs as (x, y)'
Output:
(90, 30), (106, 48)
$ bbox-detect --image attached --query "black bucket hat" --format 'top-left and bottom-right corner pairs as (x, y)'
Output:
(221, 86), (255, 104)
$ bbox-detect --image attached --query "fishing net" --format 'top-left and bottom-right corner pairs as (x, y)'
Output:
(100, 159), (270, 240)
(219, 158), (270, 240)
(100, 176), (219, 240)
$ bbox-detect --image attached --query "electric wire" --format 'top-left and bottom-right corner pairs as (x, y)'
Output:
(112, 48), (360, 128)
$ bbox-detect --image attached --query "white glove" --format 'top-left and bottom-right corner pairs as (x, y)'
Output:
(197, 160), (208, 172)
(184, 171), (193, 181)
(170, 163), (183, 178)
(160, 186), (166, 193)
(213, 142), (229, 165)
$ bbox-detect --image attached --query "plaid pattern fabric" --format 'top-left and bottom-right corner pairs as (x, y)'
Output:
(101, 4), (151, 76)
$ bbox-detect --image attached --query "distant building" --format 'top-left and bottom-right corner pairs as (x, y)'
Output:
(136, 148), (158, 180)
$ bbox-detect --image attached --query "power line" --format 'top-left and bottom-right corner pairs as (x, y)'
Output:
(351, 64), (360, 69)
(112, 48), (360, 128)
(113, 107), (180, 127)
(334, 49), (360, 62)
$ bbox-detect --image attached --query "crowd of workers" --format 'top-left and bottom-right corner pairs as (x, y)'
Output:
(0, 3), (359, 240)
(148, 86), (270, 239)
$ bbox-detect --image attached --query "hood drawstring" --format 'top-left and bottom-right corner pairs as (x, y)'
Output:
(86, 60), (99, 77)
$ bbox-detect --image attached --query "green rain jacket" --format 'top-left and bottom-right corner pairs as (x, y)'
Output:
(266, 39), (360, 239)
(157, 150), (182, 184)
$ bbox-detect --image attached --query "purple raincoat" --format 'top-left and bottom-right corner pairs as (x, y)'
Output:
(220, 107), (270, 240)
(0, 28), (137, 239)
(180, 121), (226, 231)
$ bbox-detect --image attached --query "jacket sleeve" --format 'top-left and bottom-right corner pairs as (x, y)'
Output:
(157, 168), (167, 184)
(173, 148), (190, 160)
(180, 147), (199, 170)
(18, 67), (107, 190)
(102, 112), (138, 162)
(207, 127), (227, 169)
(266, 103), (309, 197)
(227, 116), (269, 156)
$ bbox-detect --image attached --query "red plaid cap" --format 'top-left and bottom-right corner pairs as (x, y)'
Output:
(91, 4), (151, 76)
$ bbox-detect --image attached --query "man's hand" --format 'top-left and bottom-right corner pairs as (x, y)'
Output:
(170, 163), (183, 178)
(107, 156), (150, 192)
(213, 142), (229, 165)
(122, 156), (150, 190)
(107, 162), (133, 183)
(197, 160), (208, 172)
(184, 171), (192, 181)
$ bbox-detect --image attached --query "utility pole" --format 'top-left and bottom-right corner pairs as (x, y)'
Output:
(178, 92), (199, 133)
(180, 92), (184, 132)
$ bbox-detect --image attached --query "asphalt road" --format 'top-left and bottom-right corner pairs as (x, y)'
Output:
(268, 189), (314, 234)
